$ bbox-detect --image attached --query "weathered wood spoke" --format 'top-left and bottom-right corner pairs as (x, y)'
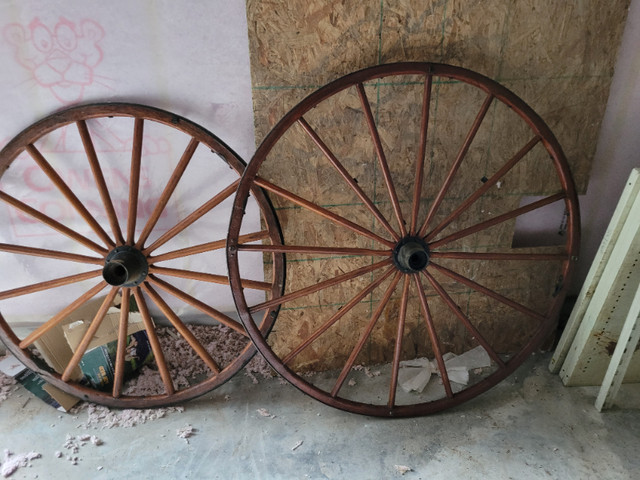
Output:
(62, 287), (120, 381)
(141, 282), (221, 374)
(133, 287), (175, 395)
(418, 93), (494, 237)
(255, 177), (395, 248)
(147, 275), (248, 336)
(428, 192), (566, 249)
(282, 267), (396, 366)
(297, 117), (400, 241)
(0, 243), (103, 265)
(149, 230), (270, 264)
(249, 258), (392, 313)
(330, 271), (402, 397)
(410, 74), (433, 235)
(136, 137), (200, 249)
(0, 269), (102, 301)
(26, 144), (114, 248)
(357, 83), (407, 236)
(18, 281), (107, 349)
(425, 136), (541, 241)
(77, 120), (124, 245)
(126, 118), (144, 245)
(0, 191), (107, 254)
(413, 274), (453, 398)
(423, 270), (505, 369)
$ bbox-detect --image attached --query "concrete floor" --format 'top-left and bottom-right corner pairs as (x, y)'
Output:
(0, 352), (639, 480)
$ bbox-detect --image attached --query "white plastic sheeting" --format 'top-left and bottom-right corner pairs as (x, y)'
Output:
(0, 1), (262, 324)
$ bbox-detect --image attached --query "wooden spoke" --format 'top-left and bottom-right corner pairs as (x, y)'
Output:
(255, 177), (394, 248)
(428, 192), (567, 249)
(148, 230), (270, 264)
(0, 191), (107, 254)
(112, 287), (130, 398)
(282, 267), (396, 365)
(423, 270), (505, 368)
(0, 243), (103, 265)
(297, 117), (400, 241)
(132, 287), (175, 395)
(237, 244), (391, 257)
(430, 251), (567, 261)
(76, 120), (125, 245)
(62, 287), (119, 381)
(330, 271), (402, 397)
(141, 282), (221, 374)
(356, 83), (407, 236)
(26, 144), (114, 248)
(414, 274), (453, 398)
(135, 137), (199, 249)
(388, 275), (411, 408)
(0, 269), (102, 301)
(410, 74), (433, 235)
(149, 265), (271, 291)
(249, 258), (392, 314)
(126, 118), (144, 245)
(418, 94), (494, 237)
(143, 179), (240, 255)
(19, 281), (107, 349)
(425, 136), (541, 241)
(429, 262), (546, 321)
(147, 275), (247, 336)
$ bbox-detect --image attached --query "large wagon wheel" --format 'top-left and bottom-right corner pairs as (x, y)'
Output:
(227, 63), (580, 417)
(0, 103), (284, 408)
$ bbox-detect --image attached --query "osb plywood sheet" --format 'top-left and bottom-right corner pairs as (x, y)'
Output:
(246, 0), (629, 369)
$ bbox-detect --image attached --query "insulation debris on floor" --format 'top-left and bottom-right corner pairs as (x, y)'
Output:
(1, 450), (41, 478)
(0, 369), (16, 404)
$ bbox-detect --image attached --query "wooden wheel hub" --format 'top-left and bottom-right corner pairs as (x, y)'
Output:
(103, 246), (148, 287)
(393, 236), (430, 273)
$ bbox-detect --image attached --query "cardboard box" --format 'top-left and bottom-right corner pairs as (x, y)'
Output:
(62, 309), (153, 390)
(0, 354), (79, 412)
(33, 294), (153, 392)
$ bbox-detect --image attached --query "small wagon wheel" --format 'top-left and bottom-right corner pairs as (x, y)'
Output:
(227, 63), (579, 417)
(0, 103), (284, 408)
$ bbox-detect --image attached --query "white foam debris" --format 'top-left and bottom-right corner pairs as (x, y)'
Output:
(73, 402), (183, 429)
(256, 408), (276, 419)
(1, 450), (41, 478)
(348, 379), (357, 387)
(394, 465), (412, 475)
(176, 425), (196, 443)
(120, 324), (274, 395)
(0, 361), (17, 405)
(364, 367), (381, 378)
(61, 434), (103, 465)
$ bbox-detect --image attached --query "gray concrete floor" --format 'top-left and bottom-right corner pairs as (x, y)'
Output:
(1, 352), (639, 480)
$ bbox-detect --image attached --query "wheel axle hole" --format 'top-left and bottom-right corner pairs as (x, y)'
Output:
(103, 262), (128, 286)
(409, 251), (428, 271)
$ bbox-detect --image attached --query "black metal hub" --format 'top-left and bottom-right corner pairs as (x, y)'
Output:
(103, 246), (149, 287)
(393, 236), (430, 273)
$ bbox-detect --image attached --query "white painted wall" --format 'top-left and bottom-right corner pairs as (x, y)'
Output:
(572, 0), (640, 294)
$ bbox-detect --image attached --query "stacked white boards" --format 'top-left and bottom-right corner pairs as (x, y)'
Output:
(550, 168), (640, 411)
